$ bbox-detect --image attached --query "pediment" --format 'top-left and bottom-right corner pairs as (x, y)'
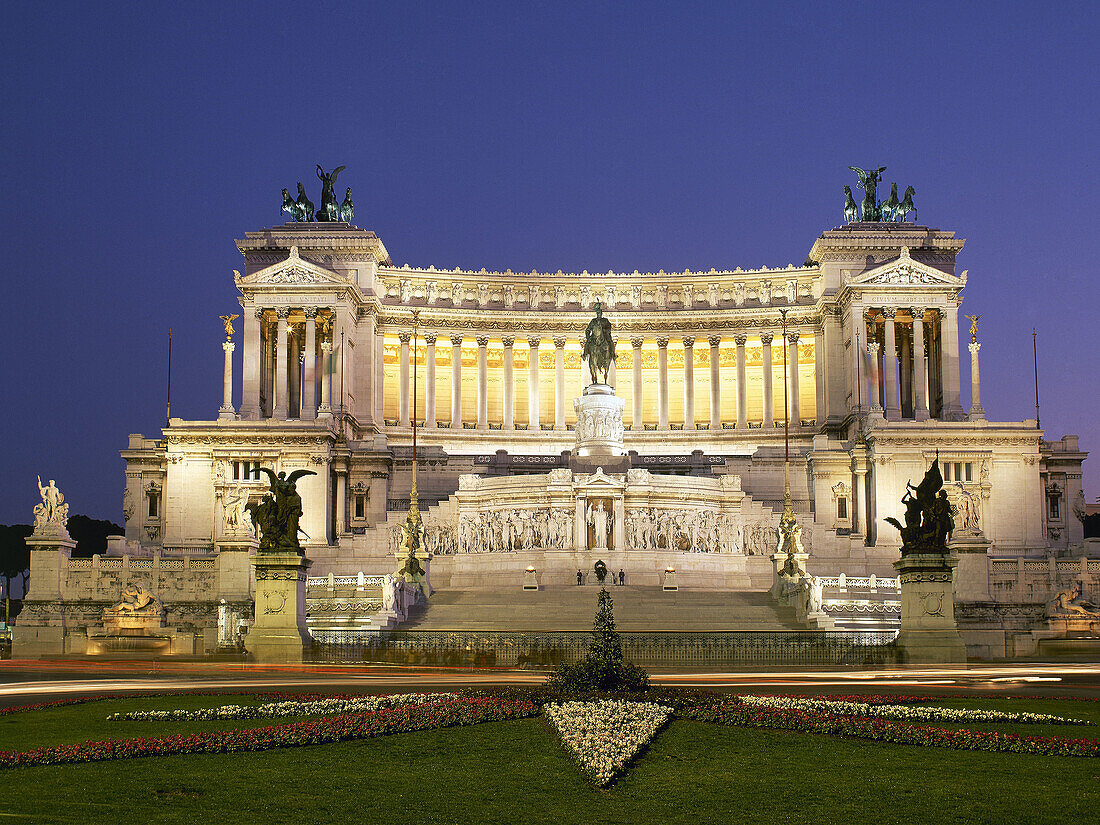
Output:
(578, 467), (625, 489)
(847, 247), (965, 288)
(235, 246), (347, 287)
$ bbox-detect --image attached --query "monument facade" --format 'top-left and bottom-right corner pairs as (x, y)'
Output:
(19, 171), (1093, 659)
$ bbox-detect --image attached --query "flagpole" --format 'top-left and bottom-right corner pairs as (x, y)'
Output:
(165, 328), (172, 427)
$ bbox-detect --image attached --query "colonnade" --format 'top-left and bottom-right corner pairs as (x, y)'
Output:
(239, 306), (338, 421)
(390, 330), (814, 432)
(853, 305), (961, 421)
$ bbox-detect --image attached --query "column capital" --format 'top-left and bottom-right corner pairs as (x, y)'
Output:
(527, 336), (541, 349)
(276, 307), (290, 320)
(910, 306), (927, 320)
(320, 340), (333, 353)
(501, 335), (515, 348)
(476, 335), (489, 347)
(787, 331), (800, 345)
(450, 334), (465, 346)
(708, 335), (722, 347)
(866, 341), (880, 354)
(553, 336), (566, 349)
(397, 331), (412, 343)
(303, 306), (318, 319)
(655, 336), (669, 348)
(681, 336), (695, 348)
(223, 341), (236, 353)
(969, 341), (981, 354)
(733, 334), (747, 346)
(630, 336), (644, 349)
(423, 332), (437, 345)
(254, 307), (267, 319)
(759, 332), (773, 346)
(882, 307), (897, 320)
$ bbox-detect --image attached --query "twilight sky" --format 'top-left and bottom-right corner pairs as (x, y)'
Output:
(1, 1), (1096, 525)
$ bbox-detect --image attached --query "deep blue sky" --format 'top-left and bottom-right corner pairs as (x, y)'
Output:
(1, 1), (1096, 525)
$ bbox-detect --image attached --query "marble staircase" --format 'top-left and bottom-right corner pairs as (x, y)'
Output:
(401, 585), (803, 632)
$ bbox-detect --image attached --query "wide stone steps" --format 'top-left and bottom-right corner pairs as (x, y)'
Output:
(402, 585), (803, 631)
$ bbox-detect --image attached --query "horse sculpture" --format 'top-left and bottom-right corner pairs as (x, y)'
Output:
(843, 186), (858, 223)
(295, 183), (314, 222)
(281, 188), (301, 221)
(339, 187), (354, 223)
(582, 300), (616, 386)
(897, 185), (916, 222)
(882, 183), (900, 222)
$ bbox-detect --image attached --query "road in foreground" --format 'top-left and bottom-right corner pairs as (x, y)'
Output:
(0, 660), (1097, 707)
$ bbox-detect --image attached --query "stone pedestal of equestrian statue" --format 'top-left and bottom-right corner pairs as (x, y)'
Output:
(244, 552), (312, 663)
(571, 384), (629, 474)
(894, 553), (967, 664)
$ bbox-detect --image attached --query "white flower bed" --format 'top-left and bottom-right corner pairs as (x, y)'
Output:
(107, 692), (457, 722)
(544, 700), (672, 786)
(737, 695), (1086, 725)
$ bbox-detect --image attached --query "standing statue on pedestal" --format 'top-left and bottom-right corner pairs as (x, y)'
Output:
(34, 476), (70, 533)
(587, 501), (612, 550)
(885, 458), (956, 555)
(246, 468), (316, 555)
(582, 300), (616, 386)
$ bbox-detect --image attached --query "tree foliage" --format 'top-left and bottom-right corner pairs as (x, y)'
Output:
(66, 515), (124, 558)
(546, 588), (649, 694)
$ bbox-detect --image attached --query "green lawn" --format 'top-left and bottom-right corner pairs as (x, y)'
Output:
(0, 695), (1096, 824)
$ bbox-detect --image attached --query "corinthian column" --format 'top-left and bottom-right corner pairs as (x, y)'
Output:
(867, 341), (882, 411)
(502, 335), (514, 430)
(273, 308), (289, 420)
(219, 340), (235, 419)
(656, 336), (669, 431)
(682, 337), (695, 430)
(424, 333), (437, 427)
(319, 340), (333, 415)
(450, 334), (463, 428)
(735, 334), (747, 428)
(554, 336), (566, 431)
(241, 307), (261, 420)
(969, 341), (985, 420)
(911, 308), (929, 420)
(883, 309), (901, 421)
(786, 332), (800, 427)
(301, 307), (317, 420)
(708, 335), (721, 430)
(942, 301), (964, 418)
(398, 331), (411, 427)
(631, 337), (643, 430)
(527, 337), (541, 431)
(476, 336), (489, 430)
(760, 332), (773, 427)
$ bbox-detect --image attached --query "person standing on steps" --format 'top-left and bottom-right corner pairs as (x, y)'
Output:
(618, 569), (625, 586)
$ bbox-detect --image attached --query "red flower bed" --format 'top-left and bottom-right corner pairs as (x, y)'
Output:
(679, 699), (1100, 757)
(0, 696), (537, 769)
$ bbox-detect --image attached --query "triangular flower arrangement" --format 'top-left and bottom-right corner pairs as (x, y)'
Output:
(544, 699), (672, 786)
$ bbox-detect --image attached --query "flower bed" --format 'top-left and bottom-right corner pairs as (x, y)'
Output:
(736, 695), (1087, 726)
(0, 696), (537, 770)
(679, 699), (1100, 757)
(107, 692), (456, 721)
(544, 700), (672, 786)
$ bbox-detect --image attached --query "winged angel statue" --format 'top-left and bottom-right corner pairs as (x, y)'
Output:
(246, 468), (317, 554)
